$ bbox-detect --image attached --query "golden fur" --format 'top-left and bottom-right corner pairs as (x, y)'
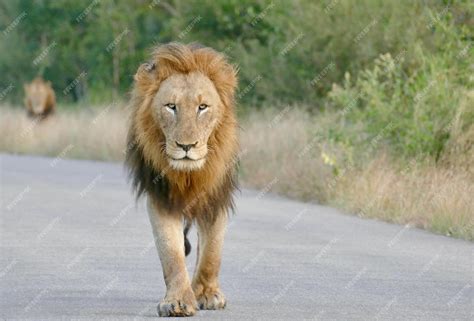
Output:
(24, 77), (56, 118)
(125, 42), (239, 317)
(126, 43), (239, 220)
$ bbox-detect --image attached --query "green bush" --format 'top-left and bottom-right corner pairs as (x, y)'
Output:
(325, 19), (472, 160)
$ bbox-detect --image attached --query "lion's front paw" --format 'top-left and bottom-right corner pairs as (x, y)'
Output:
(157, 290), (197, 317)
(194, 287), (226, 310)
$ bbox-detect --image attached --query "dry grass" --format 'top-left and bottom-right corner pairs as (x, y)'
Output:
(239, 109), (332, 202)
(1, 105), (472, 240)
(240, 109), (473, 241)
(330, 156), (473, 240)
(0, 105), (128, 161)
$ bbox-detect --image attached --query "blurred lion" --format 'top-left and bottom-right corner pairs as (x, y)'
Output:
(126, 43), (239, 317)
(24, 77), (56, 118)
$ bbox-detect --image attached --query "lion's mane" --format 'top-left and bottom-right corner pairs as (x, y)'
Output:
(24, 77), (56, 118)
(126, 43), (239, 220)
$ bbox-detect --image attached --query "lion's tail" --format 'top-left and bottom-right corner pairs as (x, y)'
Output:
(184, 220), (192, 256)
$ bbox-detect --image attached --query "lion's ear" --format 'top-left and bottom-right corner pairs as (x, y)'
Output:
(134, 62), (158, 95)
(134, 62), (156, 81)
(212, 62), (239, 109)
(144, 62), (156, 72)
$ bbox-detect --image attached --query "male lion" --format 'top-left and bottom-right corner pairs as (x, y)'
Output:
(24, 77), (56, 118)
(125, 43), (239, 317)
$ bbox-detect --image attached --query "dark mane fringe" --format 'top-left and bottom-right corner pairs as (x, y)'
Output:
(125, 129), (170, 204)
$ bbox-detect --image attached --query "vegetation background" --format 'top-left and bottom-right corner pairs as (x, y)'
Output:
(0, 0), (472, 240)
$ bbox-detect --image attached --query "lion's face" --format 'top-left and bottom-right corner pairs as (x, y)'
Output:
(153, 71), (223, 171)
(25, 83), (49, 114)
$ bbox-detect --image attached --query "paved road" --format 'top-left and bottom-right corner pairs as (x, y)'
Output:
(1, 154), (472, 320)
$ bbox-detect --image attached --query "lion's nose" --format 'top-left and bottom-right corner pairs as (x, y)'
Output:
(176, 141), (198, 152)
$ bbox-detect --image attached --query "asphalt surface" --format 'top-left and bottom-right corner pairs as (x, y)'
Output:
(1, 154), (472, 320)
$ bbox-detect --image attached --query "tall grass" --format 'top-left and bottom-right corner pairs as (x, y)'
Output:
(239, 107), (473, 241)
(240, 109), (332, 201)
(0, 105), (128, 161)
(331, 156), (473, 240)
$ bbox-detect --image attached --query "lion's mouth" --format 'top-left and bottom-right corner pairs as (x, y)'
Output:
(170, 156), (205, 161)
(168, 156), (206, 171)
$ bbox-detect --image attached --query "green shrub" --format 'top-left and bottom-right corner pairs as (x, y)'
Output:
(325, 25), (472, 160)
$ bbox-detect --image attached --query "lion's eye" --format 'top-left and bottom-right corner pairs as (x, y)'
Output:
(165, 103), (176, 112)
(198, 104), (209, 111)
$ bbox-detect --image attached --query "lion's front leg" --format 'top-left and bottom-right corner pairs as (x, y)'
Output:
(192, 212), (227, 310)
(147, 199), (197, 317)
